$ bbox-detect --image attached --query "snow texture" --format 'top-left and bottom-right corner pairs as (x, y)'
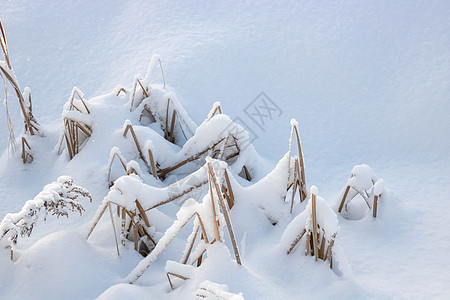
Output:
(0, 2), (449, 299)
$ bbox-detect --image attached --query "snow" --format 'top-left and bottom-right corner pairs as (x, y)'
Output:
(195, 280), (245, 299)
(348, 164), (378, 191)
(373, 179), (385, 196)
(0, 1), (449, 299)
(165, 260), (194, 279)
(61, 110), (93, 126)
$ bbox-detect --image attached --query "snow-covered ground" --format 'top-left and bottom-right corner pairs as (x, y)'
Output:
(1, 1), (449, 299)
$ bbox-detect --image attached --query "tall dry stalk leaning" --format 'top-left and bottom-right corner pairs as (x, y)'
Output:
(0, 19), (41, 154)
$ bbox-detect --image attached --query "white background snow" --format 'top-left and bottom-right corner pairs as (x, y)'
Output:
(1, 0), (449, 299)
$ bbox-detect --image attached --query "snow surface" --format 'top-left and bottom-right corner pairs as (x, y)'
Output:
(1, 1), (450, 299)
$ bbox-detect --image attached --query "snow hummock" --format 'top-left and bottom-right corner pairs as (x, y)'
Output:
(1, 3), (449, 297)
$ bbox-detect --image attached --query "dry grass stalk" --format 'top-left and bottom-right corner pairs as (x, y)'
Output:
(156, 132), (240, 178)
(208, 169), (221, 242)
(106, 150), (128, 186)
(293, 126), (307, 198)
(0, 20), (11, 68)
(223, 169), (235, 209)
(133, 221), (139, 251)
(137, 79), (149, 98)
(304, 231), (311, 256)
(146, 179), (208, 211)
(157, 57), (166, 88)
(165, 99), (170, 140)
(108, 202), (120, 256)
(129, 76), (144, 110)
(373, 195), (378, 218)
(207, 162), (241, 265)
(242, 165), (251, 181)
(189, 238), (217, 267)
(296, 159), (307, 202)
(121, 207), (126, 246)
(1, 72), (17, 152)
(116, 87), (127, 96)
(207, 104), (223, 121)
(86, 202), (108, 239)
(287, 229), (306, 255)
(123, 123), (146, 162)
(181, 224), (200, 264)
(319, 233), (326, 259)
(338, 185), (351, 213)
(135, 199), (150, 227)
(158, 137), (226, 177)
(147, 148), (158, 180)
(324, 234), (336, 262)
(169, 109), (176, 143)
(167, 272), (189, 290)
(163, 99), (178, 143)
(21, 137), (33, 164)
(122, 123), (161, 178)
(222, 185), (232, 210)
(311, 193), (318, 261)
(69, 88), (90, 113)
(289, 160), (298, 213)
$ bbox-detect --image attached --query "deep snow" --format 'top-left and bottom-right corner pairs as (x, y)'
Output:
(1, 1), (449, 299)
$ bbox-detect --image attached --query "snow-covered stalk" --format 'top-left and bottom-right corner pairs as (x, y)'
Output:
(207, 160), (241, 265)
(208, 166), (221, 242)
(195, 280), (244, 300)
(106, 147), (128, 186)
(58, 87), (92, 159)
(129, 74), (146, 111)
(0, 176), (91, 254)
(125, 211), (197, 283)
(158, 136), (227, 178)
(206, 102), (223, 122)
(287, 119), (307, 202)
(108, 202), (120, 256)
(336, 165), (387, 218)
(144, 141), (158, 180)
(122, 121), (146, 163)
(86, 201), (108, 239)
(281, 186), (339, 269)
(121, 207), (126, 246)
(180, 221), (200, 264)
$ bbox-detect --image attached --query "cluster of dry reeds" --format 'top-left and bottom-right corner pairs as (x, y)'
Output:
(286, 191), (337, 269)
(112, 104), (251, 184)
(338, 169), (384, 218)
(88, 159), (240, 283)
(0, 20), (41, 159)
(288, 122), (307, 211)
(56, 87), (92, 160)
(88, 112), (312, 287)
